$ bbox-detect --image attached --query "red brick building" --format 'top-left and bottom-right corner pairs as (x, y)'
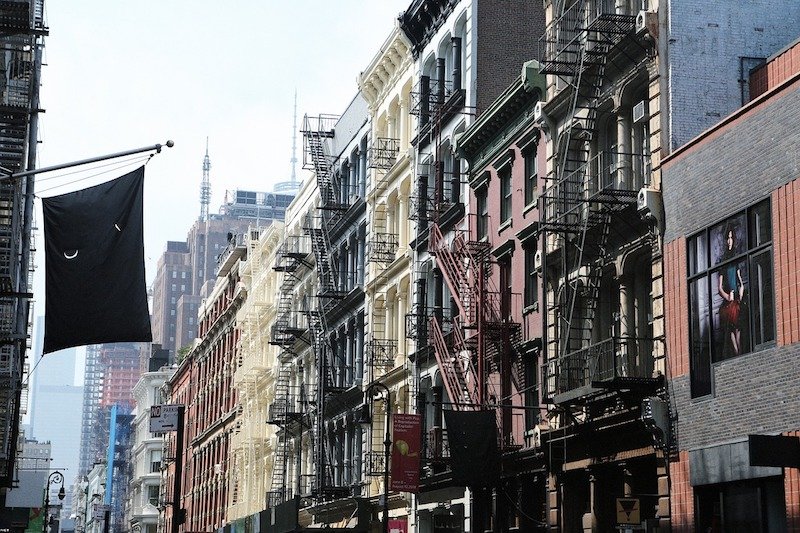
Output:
(662, 37), (800, 531)
(163, 239), (246, 533)
(457, 63), (548, 529)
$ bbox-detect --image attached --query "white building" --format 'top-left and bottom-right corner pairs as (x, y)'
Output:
(126, 361), (174, 533)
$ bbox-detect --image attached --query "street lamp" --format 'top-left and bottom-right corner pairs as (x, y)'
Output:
(357, 382), (391, 533)
(43, 471), (65, 533)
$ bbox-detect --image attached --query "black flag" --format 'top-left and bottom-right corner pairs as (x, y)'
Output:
(444, 409), (500, 487)
(42, 166), (151, 354)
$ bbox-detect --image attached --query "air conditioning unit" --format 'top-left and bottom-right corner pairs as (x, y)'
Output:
(533, 425), (542, 448)
(636, 10), (658, 39)
(637, 187), (664, 229)
(633, 100), (648, 124)
(533, 249), (543, 272)
(637, 187), (659, 213)
(533, 101), (545, 124)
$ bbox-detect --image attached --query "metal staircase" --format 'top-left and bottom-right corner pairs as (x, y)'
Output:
(538, 0), (639, 401)
(266, 367), (298, 507)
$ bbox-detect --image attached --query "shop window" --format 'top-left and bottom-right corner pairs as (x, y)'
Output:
(687, 199), (775, 397)
(695, 477), (785, 532)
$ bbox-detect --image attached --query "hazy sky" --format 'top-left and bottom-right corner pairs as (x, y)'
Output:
(26, 1), (409, 385)
(30, 0), (409, 313)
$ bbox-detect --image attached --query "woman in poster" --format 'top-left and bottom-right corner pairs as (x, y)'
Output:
(717, 223), (745, 356)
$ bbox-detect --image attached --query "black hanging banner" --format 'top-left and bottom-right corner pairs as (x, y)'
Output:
(42, 166), (152, 354)
(443, 409), (500, 487)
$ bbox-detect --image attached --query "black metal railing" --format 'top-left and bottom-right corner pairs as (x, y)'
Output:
(422, 426), (450, 462)
(367, 232), (399, 264)
(543, 336), (655, 399)
(538, 0), (638, 76)
(368, 137), (400, 170)
(542, 150), (647, 226)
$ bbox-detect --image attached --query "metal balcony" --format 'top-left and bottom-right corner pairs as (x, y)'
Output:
(542, 336), (659, 405)
(538, 0), (638, 77)
(541, 150), (646, 233)
(368, 137), (400, 170)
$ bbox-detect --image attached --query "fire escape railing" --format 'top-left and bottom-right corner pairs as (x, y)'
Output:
(542, 336), (657, 402)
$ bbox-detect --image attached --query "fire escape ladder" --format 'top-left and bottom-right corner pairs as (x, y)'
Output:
(429, 316), (477, 408)
(305, 224), (343, 300)
(266, 366), (295, 507)
(429, 223), (475, 323)
(303, 115), (344, 214)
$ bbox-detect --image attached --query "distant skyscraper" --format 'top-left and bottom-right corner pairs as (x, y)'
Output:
(29, 317), (83, 521)
(150, 148), (297, 357)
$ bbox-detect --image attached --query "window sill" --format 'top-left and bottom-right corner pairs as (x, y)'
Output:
(499, 219), (512, 234)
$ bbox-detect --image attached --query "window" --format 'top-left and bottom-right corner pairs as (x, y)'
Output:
(695, 477), (785, 531)
(181, 272), (186, 279)
(499, 257), (512, 320)
(524, 247), (539, 310)
(147, 484), (160, 506)
(499, 166), (512, 223)
(172, 271), (177, 279)
(688, 200), (774, 397)
(150, 450), (162, 473)
(476, 188), (488, 240)
(524, 149), (538, 207)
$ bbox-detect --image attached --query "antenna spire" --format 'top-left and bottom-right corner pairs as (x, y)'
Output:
(200, 138), (211, 221)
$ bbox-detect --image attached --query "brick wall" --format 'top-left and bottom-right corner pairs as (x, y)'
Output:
(773, 181), (800, 346)
(663, 84), (800, 244)
(751, 38), (800, 99)
(669, 451), (694, 532)
(664, 237), (689, 378)
(475, 0), (545, 116)
(785, 430), (800, 532)
(667, 0), (800, 150)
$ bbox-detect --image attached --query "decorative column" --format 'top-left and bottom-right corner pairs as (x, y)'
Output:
(398, 195), (408, 249)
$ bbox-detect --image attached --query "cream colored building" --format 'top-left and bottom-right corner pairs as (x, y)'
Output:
(227, 223), (284, 521)
(358, 23), (417, 517)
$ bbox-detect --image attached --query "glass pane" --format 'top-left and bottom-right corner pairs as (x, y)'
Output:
(689, 277), (712, 397)
(712, 259), (750, 361)
(710, 213), (746, 266)
(749, 199), (772, 247)
(688, 232), (708, 275)
(750, 250), (775, 346)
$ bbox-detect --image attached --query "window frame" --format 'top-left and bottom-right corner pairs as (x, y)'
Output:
(476, 187), (488, 240)
(687, 199), (775, 398)
(523, 147), (538, 208)
(524, 246), (539, 312)
(499, 165), (512, 223)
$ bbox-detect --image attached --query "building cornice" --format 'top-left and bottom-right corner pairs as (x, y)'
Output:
(359, 27), (413, 109)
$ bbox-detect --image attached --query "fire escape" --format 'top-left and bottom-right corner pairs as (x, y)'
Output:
(365, 135), (399, 386)
(300, 115), (354, 501)
(537, 0), (657, 408)
(267, 236), (311, 507)
(0, 0), (45, 486)
(407, 48), (524, 470)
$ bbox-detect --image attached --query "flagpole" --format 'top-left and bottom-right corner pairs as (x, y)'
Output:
(0, 140), (175, 181)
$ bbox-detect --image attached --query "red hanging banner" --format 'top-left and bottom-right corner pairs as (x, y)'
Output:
(390, 413), (422, 492)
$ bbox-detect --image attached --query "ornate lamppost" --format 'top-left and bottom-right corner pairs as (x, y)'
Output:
(42, 471), (65, 533)
(358, 382), (391, 533)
